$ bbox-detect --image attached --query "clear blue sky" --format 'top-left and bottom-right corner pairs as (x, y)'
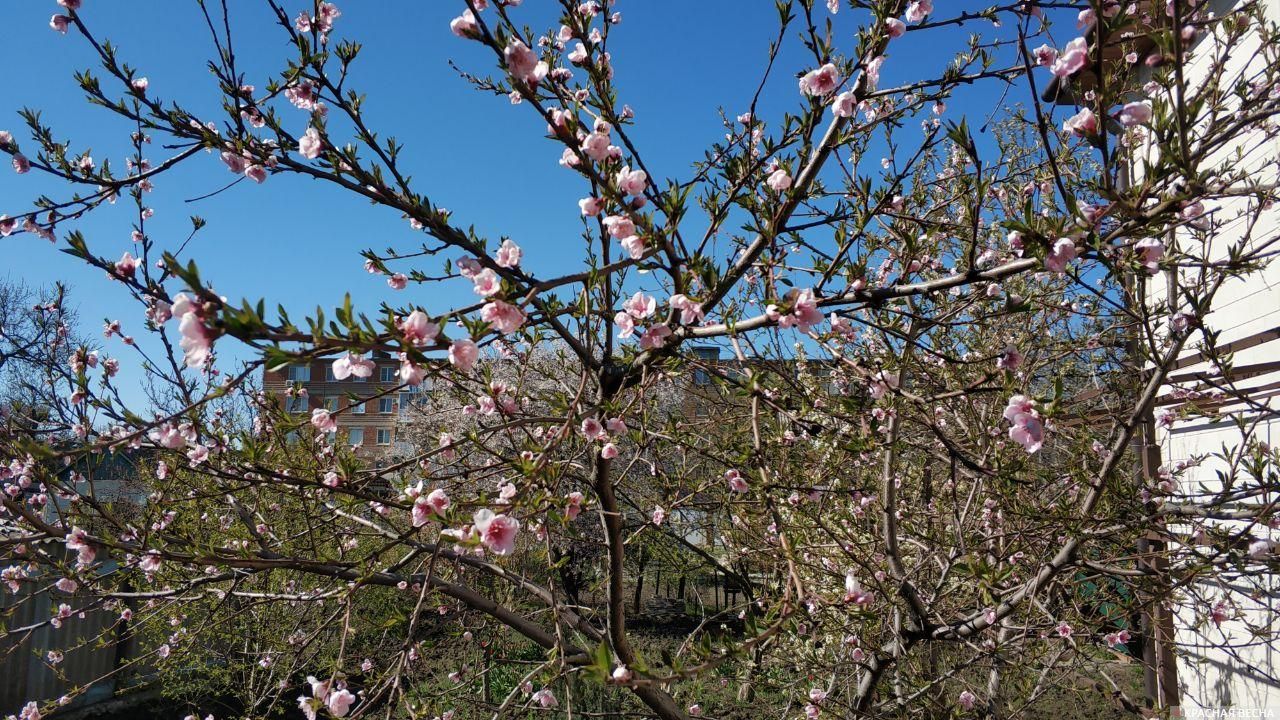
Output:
(0, 1), (1077, 410)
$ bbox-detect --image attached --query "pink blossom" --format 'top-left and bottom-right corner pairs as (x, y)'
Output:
(221, 151), (247, 175)
(481, 300), (526, 334)
(602, 214), (636, 239)
(624, 292), (656, 319)
(311, 409), (337, 433)
(669, 294), (705, 325)
(1051, 37), (1089, 78)
(51, 14), (70, 33)
(799, 63), (841, 96)
(495, 239), (522, 268)
(285, 81), (320, 111)
(244, 164), (268, 183)
(1055, 621), (1073, 638)
(638, 324), (672, 350)
(831, 91), (857, 118)
(331, 352), (375, 380)
(473, 509), (520, 555)
(652, 506), (666, 525)
(1044, 237), (1078, 273)
(149, 423), (188, 449)
(449, 339), (479, 371)
(619, 235), (647, 259)
(326, 689), (355, 718)
(472, 268), (502, 297)
(688, 705), (702, 717)
(1134, 238), (1163, 274)
(65, 527), (96, 567)
(767, 168), (793, 192)
(579, 197), (604, 216)
(308, 676), (331, 701)
(844, 573), (874, 606)
(13, 154), (31, 174)
(580, 417), (606, 441)
(114, 252), (139, 279)
(726, 469), (749, 493)
(1003, 395), (1044, 453)
(172, 294), (215, 368)
(504, 40), (547, 85)
(1211, 602), (1229, 626)
(0, 215), (15, 236)
(1063, 107), (1098, 136)
(958, 690), (977, 710)
(402, 310), (440, 346)
(387, 273), (408, 290)
(994, 346), (1024, 373)
(450, 9), (479, 38)
(905, 0), (932, 23)
(1117, 101), (1152, 127)
(777, 288), (824, 332)
(413, 489), (451, 527)
(139, 551), (162, 573)
(581, 131), (612, 161)
(457, 256), (482, 278)
(532, 689), (558, 708)
(564, 491), (586, 520)
(616, 166), (647, 195)
(400, 356), (426, 385)
(614, 311), (636, 338)
(885, 18), (906, 38)
(298, 127), (323, 159)
(1104, 629), (1131, 648)
(1032, 45), (1058, 67)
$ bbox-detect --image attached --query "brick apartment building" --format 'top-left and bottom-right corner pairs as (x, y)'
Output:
(261, 350), (420, 461)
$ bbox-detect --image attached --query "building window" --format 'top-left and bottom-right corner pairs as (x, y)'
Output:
(350, 401), (365, 415)
(323, 396), (339, 412)
(376, 429), (392, 445)
(325, 365), (338, 382)
(285, 395), (310, 413)
(399, 392), (417, 414)
(379, 366), (396, 383)
(287, 364), (311, 382)
(347, 428), (364, 446)
(693, 369), (711, 386)
(378, 398), (394, 414)
(691, 346), (720, 361)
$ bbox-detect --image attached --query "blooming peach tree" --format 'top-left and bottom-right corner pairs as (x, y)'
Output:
(2, 1), (1280, 719)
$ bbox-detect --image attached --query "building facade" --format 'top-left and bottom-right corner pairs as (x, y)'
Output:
(1048, 0), (1280, 711)
(261, 351), (421, 461)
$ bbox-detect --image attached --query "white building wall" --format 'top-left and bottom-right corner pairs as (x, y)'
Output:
(1140, 0), (1280, 711)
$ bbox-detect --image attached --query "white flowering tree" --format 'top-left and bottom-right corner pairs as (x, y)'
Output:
(2, 1), (1279, 719)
